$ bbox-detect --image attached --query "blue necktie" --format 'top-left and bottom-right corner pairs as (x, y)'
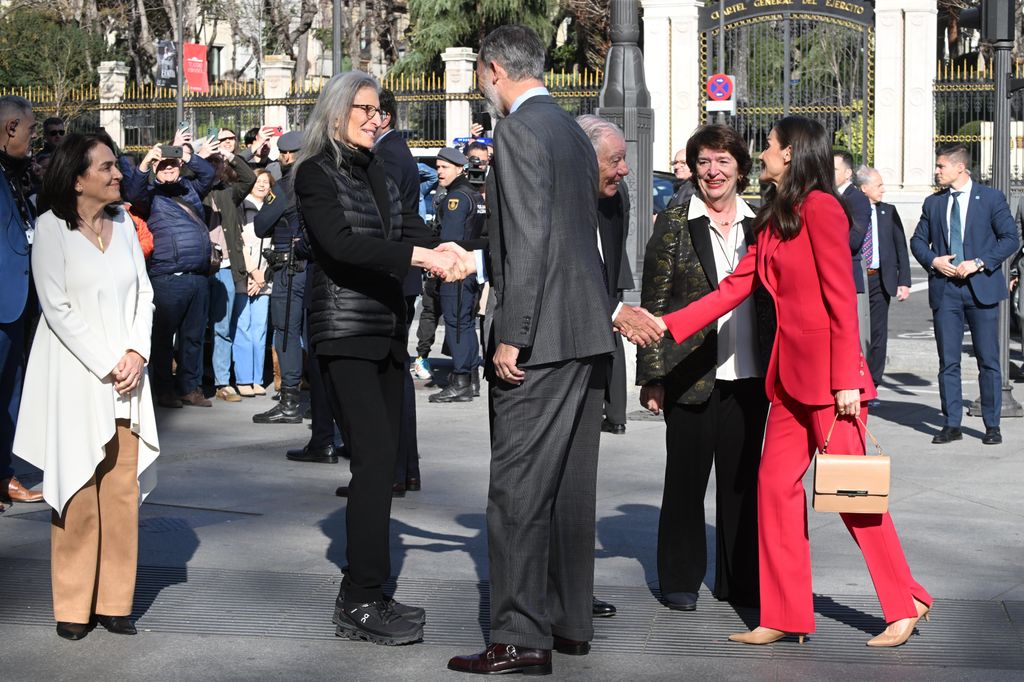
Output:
(949, 191), (965, 264)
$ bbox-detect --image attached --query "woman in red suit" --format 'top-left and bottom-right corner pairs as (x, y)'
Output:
(654, 116), (932, 647)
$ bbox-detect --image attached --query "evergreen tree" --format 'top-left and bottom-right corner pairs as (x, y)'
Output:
(397, 0), (557, 74)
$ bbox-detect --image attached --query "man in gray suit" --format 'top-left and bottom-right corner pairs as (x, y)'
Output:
(446, 26), (661, 676)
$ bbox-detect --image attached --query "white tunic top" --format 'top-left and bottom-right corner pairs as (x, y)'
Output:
(14, 208), (160, 515)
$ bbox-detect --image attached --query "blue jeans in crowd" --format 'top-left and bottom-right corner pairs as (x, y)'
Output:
(208, 268), (235, 387)
(232, 293), (270, 385)
(150, 273), (209, 397)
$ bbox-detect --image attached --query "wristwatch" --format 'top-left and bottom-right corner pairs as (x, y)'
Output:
(974, 257), (985, 271)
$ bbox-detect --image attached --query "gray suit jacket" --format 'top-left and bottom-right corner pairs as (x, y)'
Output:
(484, 94), (616, 367)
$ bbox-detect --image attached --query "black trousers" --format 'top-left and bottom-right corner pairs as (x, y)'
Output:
(270, 267), (306, 388)
(415, 276), (441, 358)
(866, 272), (891, 387)
(394, 298), (420, 487)
(321, 352), (404, 602)
(658, 378), (767, 606)
(603, 335), (627, 425)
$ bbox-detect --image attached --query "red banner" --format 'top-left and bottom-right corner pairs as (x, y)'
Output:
(183, 43), (209, 93)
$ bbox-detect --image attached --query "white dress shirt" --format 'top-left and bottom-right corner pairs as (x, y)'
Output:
(687, 197), (760, 381)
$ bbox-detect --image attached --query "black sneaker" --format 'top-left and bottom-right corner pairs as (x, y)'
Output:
(335, 594), (425, 625)
(333, 600), (423, 645)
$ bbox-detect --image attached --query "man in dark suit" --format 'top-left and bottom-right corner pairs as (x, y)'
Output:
(911, 144), (1019, 445)
(0, 95), (44, 508)
(446, 26), (662, 676)
(577, 115), (634, 435)
(834, 150), (871, 356)
(856, 166), (912, 391)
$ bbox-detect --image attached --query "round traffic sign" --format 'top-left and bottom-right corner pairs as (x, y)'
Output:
(706, 73), (733, 101)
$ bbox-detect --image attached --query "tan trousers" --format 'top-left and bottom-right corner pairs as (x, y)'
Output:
(51, 419), (140, 623)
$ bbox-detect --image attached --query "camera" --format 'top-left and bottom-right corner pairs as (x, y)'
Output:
(466, 157), (487, 189)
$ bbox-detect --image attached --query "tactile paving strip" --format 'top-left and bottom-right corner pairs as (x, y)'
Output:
(0, 558), (1021, 670)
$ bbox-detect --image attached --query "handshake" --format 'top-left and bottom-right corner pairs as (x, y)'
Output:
(613, 305), (667, 347)
(412, 242), (476, 282)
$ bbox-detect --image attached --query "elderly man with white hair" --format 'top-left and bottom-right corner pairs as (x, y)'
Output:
(856, 165), (912, 394)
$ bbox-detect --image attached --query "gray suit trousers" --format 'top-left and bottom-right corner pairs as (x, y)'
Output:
(486, 356), (606, 649)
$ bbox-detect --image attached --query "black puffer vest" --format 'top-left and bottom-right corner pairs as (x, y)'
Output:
(304, 147), (405, 348)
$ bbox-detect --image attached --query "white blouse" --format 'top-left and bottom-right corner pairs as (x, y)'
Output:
(14, 208), (160, 515)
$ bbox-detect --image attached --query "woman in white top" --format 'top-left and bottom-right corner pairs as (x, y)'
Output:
(14, 133), (160, 641)
(233, 169), (273, 396)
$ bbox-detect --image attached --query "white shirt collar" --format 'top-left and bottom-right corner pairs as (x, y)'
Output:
(687, 195), (756, 223)
(510, 86), (549, 114)
(837, 181), (852, 195)
(950, 177), (973, 197)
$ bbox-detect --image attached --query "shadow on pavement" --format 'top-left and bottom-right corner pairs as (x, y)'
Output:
(133, 517), (200, 620)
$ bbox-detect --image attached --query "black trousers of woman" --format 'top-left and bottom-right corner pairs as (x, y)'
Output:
(657, 378), (767, 606)
(321, 351), (404, 603)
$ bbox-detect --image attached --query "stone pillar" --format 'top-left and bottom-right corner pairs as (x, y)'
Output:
(900, 1), (939, 196)
(262, 55), (296, 131)
(641, 0), (702, 172)
(873, 1), (904, 190)
(443, 47), (477, 146)
(97, 61), (129, 149)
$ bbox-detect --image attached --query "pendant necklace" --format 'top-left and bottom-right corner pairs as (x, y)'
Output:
(83, 219), (105, 251)
(709, 216), (739, 275)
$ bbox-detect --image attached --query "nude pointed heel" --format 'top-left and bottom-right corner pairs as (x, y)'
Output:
(866, 614), (921, 648)
(729, 627), (806, 645)
(916, 598), (932, 623)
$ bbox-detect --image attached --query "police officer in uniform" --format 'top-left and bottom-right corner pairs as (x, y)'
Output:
(429, 147), (485, 403)
(252, 131), (307, 424)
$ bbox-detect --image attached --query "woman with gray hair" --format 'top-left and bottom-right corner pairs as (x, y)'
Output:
(293, 70), (460, 646)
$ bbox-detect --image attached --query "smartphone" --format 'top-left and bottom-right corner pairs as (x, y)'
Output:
(472, 112), (492, 132)
(160, 145), (183, 159)
(265, 126), (284, 137)
(206, 126), (220, 141)
(177, 120), (191, 133)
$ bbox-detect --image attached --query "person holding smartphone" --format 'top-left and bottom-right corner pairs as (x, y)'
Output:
(123, 132), (219, 409)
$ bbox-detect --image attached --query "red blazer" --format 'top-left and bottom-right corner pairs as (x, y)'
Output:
(663, 190), (876, 406)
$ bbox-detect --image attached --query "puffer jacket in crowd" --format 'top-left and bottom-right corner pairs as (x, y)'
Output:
(123, 155), (215, 277)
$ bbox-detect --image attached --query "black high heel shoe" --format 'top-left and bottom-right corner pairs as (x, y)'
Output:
(95, 615), (137, 635)
(56, 622), (91, 640)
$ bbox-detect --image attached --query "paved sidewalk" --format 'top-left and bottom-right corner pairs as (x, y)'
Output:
(1, 337), (1022, 679)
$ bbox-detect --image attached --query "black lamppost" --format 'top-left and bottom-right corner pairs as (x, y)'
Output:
(176, 0), (184, 124)
(962, 0), (1023, 418)
(333, 0), (342, 75)
(598, 0), (654, 298)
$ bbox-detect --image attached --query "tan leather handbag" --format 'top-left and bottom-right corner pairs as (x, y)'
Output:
(813, 416), (890, 514)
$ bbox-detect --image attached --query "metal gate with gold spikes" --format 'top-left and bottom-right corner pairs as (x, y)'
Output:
(699, 1), (875, 169)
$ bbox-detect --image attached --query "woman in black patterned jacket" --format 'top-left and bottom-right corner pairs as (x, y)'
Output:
(637, 124), (775, 613)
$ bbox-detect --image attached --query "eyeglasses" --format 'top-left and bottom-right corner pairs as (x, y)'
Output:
(218, 135), (236, 142)
(48, 130), (66, 137)
(352, 104), (383, 121)
(671, 160), (686, 166)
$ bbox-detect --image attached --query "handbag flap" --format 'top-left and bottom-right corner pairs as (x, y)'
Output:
(814, 454), (890, 496)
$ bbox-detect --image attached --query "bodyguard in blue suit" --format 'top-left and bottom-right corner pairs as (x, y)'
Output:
(910, 144), (1020, 445)
(0, 95), (44, 506)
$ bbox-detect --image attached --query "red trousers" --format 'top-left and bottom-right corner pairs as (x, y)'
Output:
(758, 383), (931, 633)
